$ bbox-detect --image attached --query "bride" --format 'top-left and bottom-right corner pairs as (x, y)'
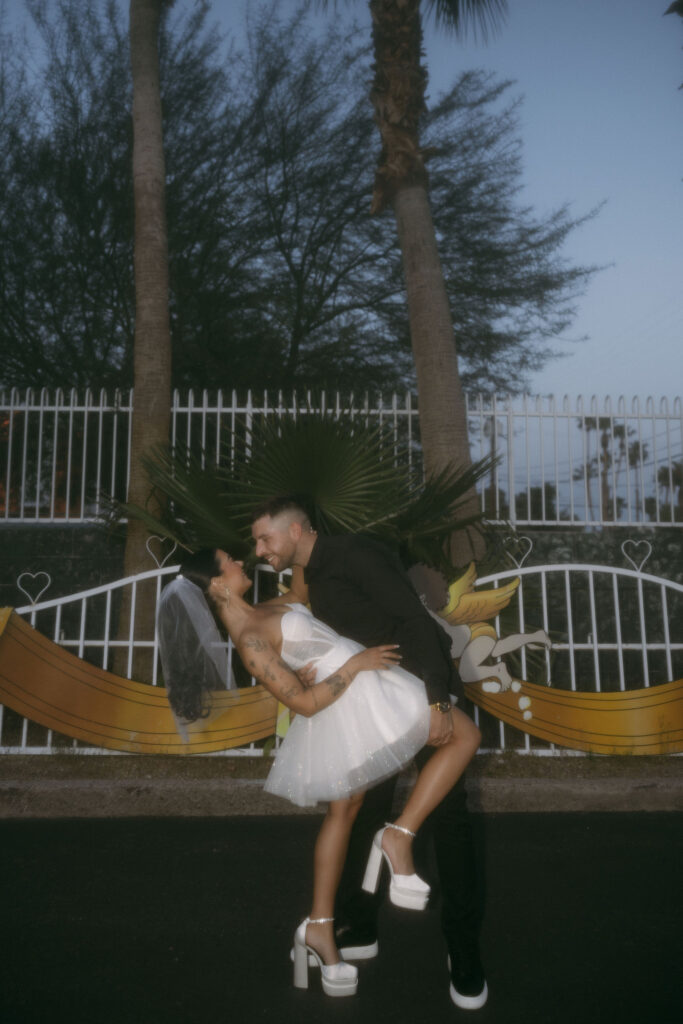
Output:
(157, 548), (481, 998)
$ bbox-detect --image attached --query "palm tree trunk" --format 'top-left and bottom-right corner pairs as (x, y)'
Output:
(393, 184), (468, 476)
(369, 0), (483, 566)
(393, 183), (483, 565)
(115, 0), (172, 680)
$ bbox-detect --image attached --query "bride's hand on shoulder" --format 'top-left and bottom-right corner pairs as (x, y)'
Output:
(352, 645), (401, 673)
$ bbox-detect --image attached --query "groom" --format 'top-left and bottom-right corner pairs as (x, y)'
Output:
(251, 495), (488, 1010)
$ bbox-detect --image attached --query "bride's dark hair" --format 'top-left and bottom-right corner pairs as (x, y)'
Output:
(179, 548), (223, 594)
(160, 548), (226, 723)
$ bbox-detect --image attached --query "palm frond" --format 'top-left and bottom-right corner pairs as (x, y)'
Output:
(424, 0), (508, 41)
(113, 499), (192, 552)
(363, 455), (496, 573)
(119, 443), (246, 553)
(116, 413), (499, 575)
(227, 414), (407, 535)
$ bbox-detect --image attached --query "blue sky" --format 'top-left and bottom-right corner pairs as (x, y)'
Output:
(211, 0), (683, 402)
(422, 0), (683, 403)
(8, 0), (682, 401)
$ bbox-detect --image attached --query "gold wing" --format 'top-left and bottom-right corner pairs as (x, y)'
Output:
(440, 577), (520, 625)
(438, 562), (478, 617)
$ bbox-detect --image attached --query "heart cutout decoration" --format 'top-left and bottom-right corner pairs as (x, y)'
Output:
(17, 571), (52, 606)
(506, 535), (533, 568)
(621, 540), (652, 572)
(145, 535), (178, 568)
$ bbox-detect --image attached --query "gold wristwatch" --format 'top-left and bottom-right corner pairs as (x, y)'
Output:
(430, 701), (451, 713)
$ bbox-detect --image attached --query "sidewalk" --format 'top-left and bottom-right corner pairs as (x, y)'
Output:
(1, 751), (681, 817)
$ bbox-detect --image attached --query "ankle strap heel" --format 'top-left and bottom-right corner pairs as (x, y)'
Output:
(384, 822), (417, 839)
(361, 824), (430, 911)
(293, 917), (358, 997)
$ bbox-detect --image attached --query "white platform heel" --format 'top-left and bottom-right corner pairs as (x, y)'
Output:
(362, 822), (430, 910)
(292, 917), (358, 997)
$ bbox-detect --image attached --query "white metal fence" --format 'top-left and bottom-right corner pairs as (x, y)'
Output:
(4, 558), (682, 756)
(2, 388), (681, 527)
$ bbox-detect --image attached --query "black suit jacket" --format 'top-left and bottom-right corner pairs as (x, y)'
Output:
(303, 533), (463, 704)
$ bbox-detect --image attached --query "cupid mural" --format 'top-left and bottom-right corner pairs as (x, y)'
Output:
(431, 563), (683, 756)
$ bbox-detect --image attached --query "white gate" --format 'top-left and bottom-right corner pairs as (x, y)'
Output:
(4, 553), (681, 756)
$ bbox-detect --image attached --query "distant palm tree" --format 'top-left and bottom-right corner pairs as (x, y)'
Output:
(322, 0), (508, 564)
(657, 460), (683, 522)
(116, 0), (174, 678)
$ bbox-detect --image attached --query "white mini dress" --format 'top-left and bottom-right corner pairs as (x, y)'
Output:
(264, 604), (430, 808)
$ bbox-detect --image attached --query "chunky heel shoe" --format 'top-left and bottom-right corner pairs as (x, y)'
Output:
(292, 917), (358, 997)
(362, 822), (430, 911)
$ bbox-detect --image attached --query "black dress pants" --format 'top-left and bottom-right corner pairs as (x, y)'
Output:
(335, 749), (482, 962)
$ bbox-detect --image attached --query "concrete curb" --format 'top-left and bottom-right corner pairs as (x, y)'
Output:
(1, 774), (681, 819)
(465, 776), (683, 813)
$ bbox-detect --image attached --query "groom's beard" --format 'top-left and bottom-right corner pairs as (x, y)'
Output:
(262, 551), (294, 573)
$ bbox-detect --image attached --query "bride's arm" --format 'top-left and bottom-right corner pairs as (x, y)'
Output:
(237, 632), (400, 717)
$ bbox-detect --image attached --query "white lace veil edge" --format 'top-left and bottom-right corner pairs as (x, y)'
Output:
(156, 576), (236, 732)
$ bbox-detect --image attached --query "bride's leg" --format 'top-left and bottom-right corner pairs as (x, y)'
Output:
(307, 792), (364, 963)
(383, 707), (480, 875)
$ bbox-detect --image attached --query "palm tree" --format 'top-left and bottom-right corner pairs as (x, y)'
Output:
(657, 460), (683, 522)
(323, 0), (508, 565)
(116, 0), (174, 678)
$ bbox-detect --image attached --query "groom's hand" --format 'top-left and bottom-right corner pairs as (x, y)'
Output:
(427, 707), (454, 746)
(296, 662), (316, 689)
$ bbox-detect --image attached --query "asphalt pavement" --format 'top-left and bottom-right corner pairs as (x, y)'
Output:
(1, 812), (681, 1024)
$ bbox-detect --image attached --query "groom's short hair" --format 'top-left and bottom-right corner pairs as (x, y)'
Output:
(251, 494), (314, 528)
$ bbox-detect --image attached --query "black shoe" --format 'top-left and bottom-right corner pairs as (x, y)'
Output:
(448, 953), (488, 1010)
(334, 922), (379, 961)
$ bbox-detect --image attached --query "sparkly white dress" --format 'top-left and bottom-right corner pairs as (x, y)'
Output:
(264, 604), (430, 808)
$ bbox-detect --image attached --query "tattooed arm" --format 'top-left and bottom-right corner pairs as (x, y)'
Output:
(237, 631), (401, 717)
